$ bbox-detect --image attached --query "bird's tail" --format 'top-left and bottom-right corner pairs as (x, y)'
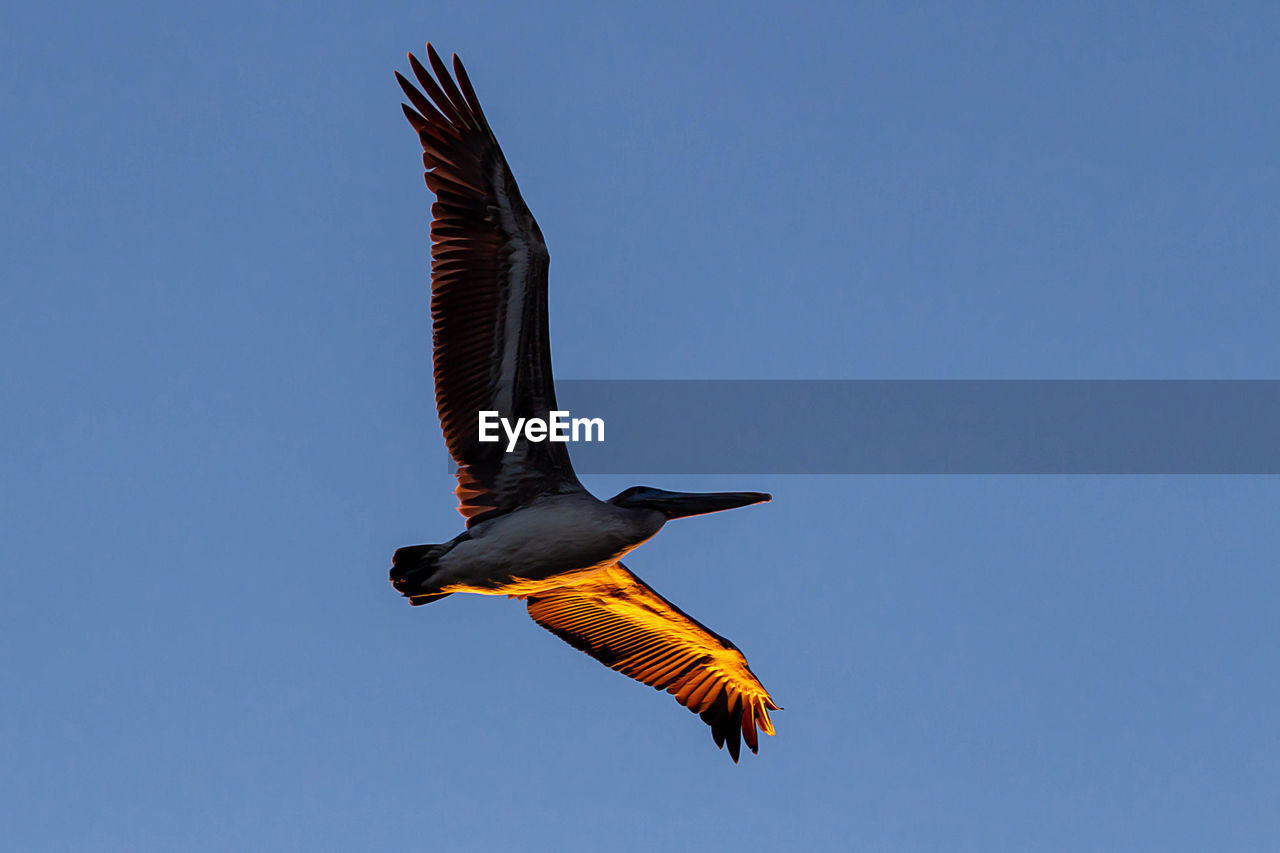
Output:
(390, 542), (455, 605)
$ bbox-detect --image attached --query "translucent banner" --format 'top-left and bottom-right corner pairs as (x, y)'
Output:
(491, 380), (1280, 474)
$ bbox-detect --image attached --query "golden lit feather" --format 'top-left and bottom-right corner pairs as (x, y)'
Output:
(525, 564), (778, 762)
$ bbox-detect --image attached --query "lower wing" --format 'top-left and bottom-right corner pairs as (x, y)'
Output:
(525, 563), (779, 762)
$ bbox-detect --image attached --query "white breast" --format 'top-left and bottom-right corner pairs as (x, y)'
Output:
(439, 494), (664, 590)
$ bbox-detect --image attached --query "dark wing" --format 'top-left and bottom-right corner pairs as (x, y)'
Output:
(397, 45), (581, 525)
(526, 564), (779, 762)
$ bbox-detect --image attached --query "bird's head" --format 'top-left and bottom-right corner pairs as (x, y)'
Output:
(607, 486), (771, 520)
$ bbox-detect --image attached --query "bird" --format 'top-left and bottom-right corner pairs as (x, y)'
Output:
(391, 44), (779, 762)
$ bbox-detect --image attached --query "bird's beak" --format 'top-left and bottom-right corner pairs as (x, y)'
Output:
(652, 491), (771, 520)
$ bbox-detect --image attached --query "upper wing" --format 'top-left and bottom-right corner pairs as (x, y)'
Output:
(397, 45), (581, 525)
(525, 563), (779, 762)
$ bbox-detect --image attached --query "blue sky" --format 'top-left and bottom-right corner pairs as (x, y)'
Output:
(3, 1), (1278, 850)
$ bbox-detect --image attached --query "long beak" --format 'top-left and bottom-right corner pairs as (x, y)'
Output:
(655, 491), (771, 520)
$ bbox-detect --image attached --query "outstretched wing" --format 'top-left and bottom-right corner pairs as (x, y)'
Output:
(397, 45), (581, 525)
(526, 564), (779, 762)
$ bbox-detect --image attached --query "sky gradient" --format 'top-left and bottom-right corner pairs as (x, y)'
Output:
(3, 2), (1279, 850)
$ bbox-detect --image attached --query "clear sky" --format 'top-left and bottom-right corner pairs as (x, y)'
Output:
(3, 1), (1278, 850)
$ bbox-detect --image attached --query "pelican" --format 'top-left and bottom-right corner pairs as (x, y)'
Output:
(391, 45), (779, 761)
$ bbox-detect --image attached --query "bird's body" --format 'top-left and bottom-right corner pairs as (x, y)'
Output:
(414, 492), (664, 596)
(392, 44), (779, 761)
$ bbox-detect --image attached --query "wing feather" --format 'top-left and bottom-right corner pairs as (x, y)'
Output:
(398, 44), (581, 524)
(526, 564), (779, 762)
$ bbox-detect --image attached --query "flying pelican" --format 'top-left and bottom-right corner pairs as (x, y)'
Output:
(391, 45), (779, 762)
